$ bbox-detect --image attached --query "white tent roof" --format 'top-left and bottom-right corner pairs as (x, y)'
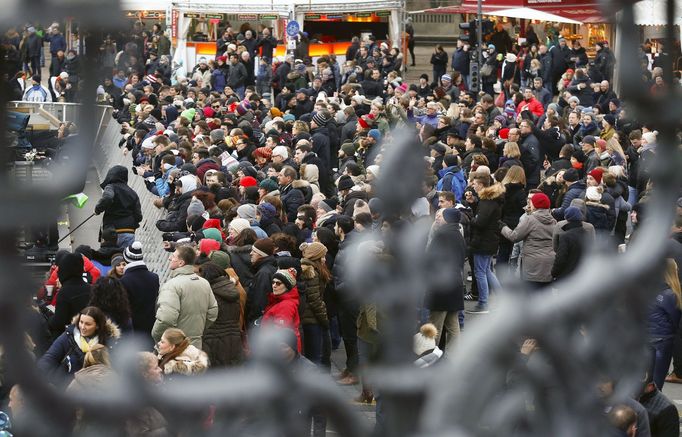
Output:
(171, 0), (401, 14)
(120, 0), (171, 11)
(484, 7), (582, 25)
(633, 0), (682, 26)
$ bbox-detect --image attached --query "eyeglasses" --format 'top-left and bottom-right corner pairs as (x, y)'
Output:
(212, 105), (220, 109)
(272, 280), (283, 286)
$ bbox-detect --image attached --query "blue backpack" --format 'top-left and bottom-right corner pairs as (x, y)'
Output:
(436, 168), (467, 203)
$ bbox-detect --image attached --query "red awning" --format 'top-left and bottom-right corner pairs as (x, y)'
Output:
(420, 0), (606, 23)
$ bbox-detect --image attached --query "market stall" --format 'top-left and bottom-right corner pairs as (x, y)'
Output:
(120, 0), (171, 25)
(170, 0), (403, 71)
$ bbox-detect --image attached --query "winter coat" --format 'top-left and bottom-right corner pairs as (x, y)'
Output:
(152, 265), (219, 349)
(362, 79), (384, 100)
(647, 287), (682, 339)
(520, 134), (542, 188)
(470, 183), (505, 255)
(120, 263), (159, 339)
(262, 287), (302, 352)
(452, 47), (470, 75)
(551, 220), (588, 280)
(228, 245), (254, 291)
(155, 191), (193, 232)
(516, 98), (544, 118)
(48, 253), (92, 333)
(159, 344), (208, 376)
(226, 62), (248, 89)
(95, 165), (142, 231)
(501, 183), (527, 229)
(552, 181), (587, 220)
(585, 201), (611, 232)
(310, 126), (332, 170)
(247, 256), (278, 325)
(567, 77), (594, 107)
(425, 223), (466, 312)
(280, 183), (305, 224)
(38, 318), (120, 384)
(300, 260), (329, 326)
(203, 276), (243, 366)
(501, 209), (556, 283)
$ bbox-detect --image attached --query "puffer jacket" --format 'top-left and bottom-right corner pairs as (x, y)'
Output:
(501, 183), (527, 229)
(203, 276), (243, 366)
(501, 209), (557, 283)
(262, 287), (301, 352)
(247, 256), (278, 324)
(300, 260), (329, 327)
(470, 183), (505, 255)
(159, 344), (209, 376)
(95, 165), (142, 231)
(552, 181), (587, 220)
(48, 252), (92, 333)
(152, 265), (219, 349)
(156, 190), (194, 232)
(585, 201), (611, 231)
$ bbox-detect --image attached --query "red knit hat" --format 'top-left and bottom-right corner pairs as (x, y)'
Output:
(499, 128), (510, 140)
(358, 115), (371, 130)
(239, 176), (258, 187)
(199, 238), (220, 256)
(530, 193), (550, 209)
(253, 147), (272, 160)
(588, 168), (605, 184)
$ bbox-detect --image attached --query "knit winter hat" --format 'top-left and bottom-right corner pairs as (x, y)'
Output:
(257, 202), (277, 221)
(530, 193), (551, 210)
(300, 242), (327, 261)
(397, 83), (408, 94)
(338, 175), (355, 191)
(642, 132), (657, 144)
(312, 111), (330, 127)
(586, 186), (602, 202)
(237, 204), (258, 222)
(210, 129), (225, 143)
(340, 142), (356, 157)
(413, 323), (438, 356)
(441, 74), (452, 82)
(603, 114), (616, 126)
(564, 206), (583, 222)
(236, 101), (251, 116)
(273, 267), (297, 290)
(588, 168), (604, 184)
(199, 238), (221, 256)
(252, 237), (276, 257)
(258, 177), (279, 193)
(270, 107), (283, 118)
(317, 200), (332, 213)
(254, 147), (272, 160)
(187, 198), (206, 217)
(124, 241), (143, 263)
(443, 208), (462, 224)
(563, 168), (580, 182)
(110, 253), (125, 267)
(319, 198), (338, 211)
(239, 176), (258, 188)
(229, 218), (251, 236)
(272, 145), (289, 159)
(209, 250), (232, 270)
(202, 227), (223, 244)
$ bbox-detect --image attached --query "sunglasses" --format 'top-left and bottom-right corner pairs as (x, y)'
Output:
(272, 280), (283, 286)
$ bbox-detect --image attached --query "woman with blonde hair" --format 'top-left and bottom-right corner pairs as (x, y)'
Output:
(498, 166), (527, 269)
(499, 142), (523, 169)
(605, 138), (626, 166)
(648, 259), (682, 389)
(156, 328), (208, 376)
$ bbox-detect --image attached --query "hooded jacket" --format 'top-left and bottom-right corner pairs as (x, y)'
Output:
(152, 265), (219, 349)
(48, 253), (92, 333)
(262, 287), (302, 352)
(95, 166), (143, 231)
(470, 183), (505, 255)
(247, 256), (278, 324)
(203, 276), (243, 366)
(300, 260), (329, 326)
(551, 220), (588, 279)
(425, 222), (467, 312)
(160, 344), (209, 376)
(501, 209), (557, 283)
(120, 262), (160, 340)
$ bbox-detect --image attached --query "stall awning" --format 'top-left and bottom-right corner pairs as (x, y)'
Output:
(171, 0), (402, 14)
(411, 0), (606, 23)
(633, 0), (682, 26)
(121, 0), (171, 11)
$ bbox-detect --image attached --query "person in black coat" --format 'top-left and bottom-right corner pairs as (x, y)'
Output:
(47, 252), (91, 336)
(551, 207), (587, 280)
(120, 242), (159, 346)
(279, 166), (305, 224)
(425, 209), (466, 352)
(95, 165), (143, 248)
(155, 174), (196, 232)
(246, 238), (278, 325)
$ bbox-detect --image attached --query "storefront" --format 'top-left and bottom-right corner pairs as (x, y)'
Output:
(170, 0), (403, 71)
(120, 0), (171, 27)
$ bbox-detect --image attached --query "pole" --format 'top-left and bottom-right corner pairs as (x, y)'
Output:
(477, 0), (483, 95)
(57, 212), (96, 244)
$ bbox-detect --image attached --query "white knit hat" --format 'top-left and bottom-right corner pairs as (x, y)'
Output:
(642, 131), (657, 145)
(272, 145), (288, 159)
(586, 186), (602, 202)
(229, 218), (251, 235)
(413, 323), (438, 356)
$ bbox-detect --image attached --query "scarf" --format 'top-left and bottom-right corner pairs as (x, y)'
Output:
(73, 327), (99, 353)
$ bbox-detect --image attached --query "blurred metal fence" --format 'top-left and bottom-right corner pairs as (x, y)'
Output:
(0, 0), (681, 436)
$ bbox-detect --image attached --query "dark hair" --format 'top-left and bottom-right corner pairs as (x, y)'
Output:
(77, 306), (111, 344)
(271, 232), (297, 252)
(438, 191), (455, 203)
(336, 215), (355, 234)
(176, 245), (197, 266)
(354, 212), (373, 228)
(89, 277), (131, 328)
(468, 135), (482, 149)
(233, 228), (257, 246)
(313, 227), (338, 257)
(197, 261), (227, 282)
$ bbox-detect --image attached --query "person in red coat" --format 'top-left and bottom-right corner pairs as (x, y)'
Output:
(262, 268), (301, 352)
(516, 87), (545, 119)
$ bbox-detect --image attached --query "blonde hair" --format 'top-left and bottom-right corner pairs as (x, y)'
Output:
(503, 142), (521, 159)
(606, 138), (625, 157)
(158, 328), (190, 368)
(501, 165), (527, 186)
(84, 344), (110, 368)
(665, 259), (682, 309)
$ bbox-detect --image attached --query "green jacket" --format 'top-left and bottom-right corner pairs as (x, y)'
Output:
(152, 265), (219, 349)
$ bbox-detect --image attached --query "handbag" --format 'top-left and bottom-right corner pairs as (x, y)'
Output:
(494, 90), (506, 108)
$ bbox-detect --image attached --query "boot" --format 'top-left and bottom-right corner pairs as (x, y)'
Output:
(353, 388), (374, 404)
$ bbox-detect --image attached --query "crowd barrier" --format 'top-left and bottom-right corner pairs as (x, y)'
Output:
(9, 101), (173, 282)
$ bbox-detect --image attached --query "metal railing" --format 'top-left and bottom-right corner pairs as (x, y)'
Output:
(0, 0), (681, 436)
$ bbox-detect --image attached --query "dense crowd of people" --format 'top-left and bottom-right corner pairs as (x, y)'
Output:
(1, 17), (682, 437)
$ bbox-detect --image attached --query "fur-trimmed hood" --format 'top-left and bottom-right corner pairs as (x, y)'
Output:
(70, 314), (121, 341)
(478, 183), (505, 200)
(160, 344), (208, 375)
(292, 179), (311, 189)
(585, 201), (609, 210)
(300, 260), (318, 280)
